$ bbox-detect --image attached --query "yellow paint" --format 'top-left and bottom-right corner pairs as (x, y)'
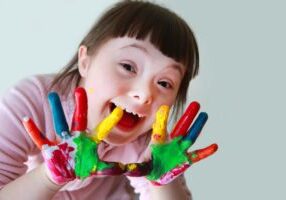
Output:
(92, 165), (97, 172)
(152, 105), (170, 144)
(87, 88), (95, 94)
(90, 107), (123, 143)
(127, 163), (137, 171)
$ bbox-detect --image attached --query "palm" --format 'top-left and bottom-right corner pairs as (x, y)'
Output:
(125, 102), (218, 185)
(23, 87), (125, 184)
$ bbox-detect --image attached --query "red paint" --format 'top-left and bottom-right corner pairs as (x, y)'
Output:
(190, 143), (218, 163)
(151, 181), (162, 186)
(170, 101), (200, 139)
(152, 134), (162, 141)
(23, 118), (54, 149)
(48, 143), (75, 180)
(71, 87), (87, 132)
(152, 163), (190, 186)
(171, 163), (190, 176)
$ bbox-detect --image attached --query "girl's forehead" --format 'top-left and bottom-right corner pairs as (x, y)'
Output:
(99, 37), (185, 72)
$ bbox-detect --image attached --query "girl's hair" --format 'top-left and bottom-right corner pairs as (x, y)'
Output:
(51, 0), (199, 120)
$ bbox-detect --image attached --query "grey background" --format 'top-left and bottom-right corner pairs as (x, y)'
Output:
(0, 0), (285, 199)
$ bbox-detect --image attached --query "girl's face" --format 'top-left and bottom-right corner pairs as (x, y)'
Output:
(78, 37), (185, 145)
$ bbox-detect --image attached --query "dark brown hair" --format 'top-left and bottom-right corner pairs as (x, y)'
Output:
(51, 0), (199, 120)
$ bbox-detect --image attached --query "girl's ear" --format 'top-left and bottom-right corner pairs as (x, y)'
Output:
(78, 45), (91, 78)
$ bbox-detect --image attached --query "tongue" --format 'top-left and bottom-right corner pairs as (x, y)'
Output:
(117, 110), (139, 129)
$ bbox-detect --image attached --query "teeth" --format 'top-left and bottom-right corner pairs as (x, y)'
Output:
(124, 107), (143, 118)
(125, 108), (141, 118)
(112, 102), (144, 118)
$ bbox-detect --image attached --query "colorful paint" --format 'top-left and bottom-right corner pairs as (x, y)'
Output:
(23, 87), (218, 186)
(90, 107), (123, 143)
(48, 92), (70, 139)
(144, 102), (218, 185)
(73, 132), (120, 179)
(124, 162), (152, 177)
(146, 136), (191, 181)
(22, 117), (54, 149)
(22, 87), (124, 184)
(170, 101), (200, 139)
(43, 142), (75, 184)
(151, 105), (169, 144)
(71, 87), (88, 131)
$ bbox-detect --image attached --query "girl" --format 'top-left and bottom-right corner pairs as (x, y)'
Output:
(0, 1), (216, 199)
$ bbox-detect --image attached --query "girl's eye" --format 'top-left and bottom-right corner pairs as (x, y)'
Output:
(158, 80), (172, 89)
(120, 63), (136, 73)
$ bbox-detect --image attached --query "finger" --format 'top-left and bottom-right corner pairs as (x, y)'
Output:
(48, 92), (70, 139)
(71, 87), (87, 132)
(151, 105), (170, 144)
(90, 107), (123, 143)
(170, 101), (200, 139)
(182, 112), (208, 145)
(22, 117), (54, 149)
(188, 143), (218, 164)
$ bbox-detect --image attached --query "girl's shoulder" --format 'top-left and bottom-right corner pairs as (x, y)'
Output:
(0, 73), (75, 153)
(1, 73), (56, 99)
(1, 73), (74, 102)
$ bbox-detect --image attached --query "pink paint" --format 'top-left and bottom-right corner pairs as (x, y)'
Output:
(153, 163), (190, 185)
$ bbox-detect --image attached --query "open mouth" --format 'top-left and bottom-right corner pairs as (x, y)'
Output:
(110, 103), (143, 131)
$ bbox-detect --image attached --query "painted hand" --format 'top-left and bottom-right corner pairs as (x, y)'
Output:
(22, 87), (125, 185)
(125, 102), (218, 185)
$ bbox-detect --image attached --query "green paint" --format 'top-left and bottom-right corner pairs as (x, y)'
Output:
(191, 153), (198, 159)
(73, 133), (113, 179)
(147, 137), (192, 181)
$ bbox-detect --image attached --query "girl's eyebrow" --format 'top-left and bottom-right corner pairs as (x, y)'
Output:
(170, 64), (184, 78)
(120, 43), (184, 77)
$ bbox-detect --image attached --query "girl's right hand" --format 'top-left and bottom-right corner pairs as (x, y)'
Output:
(22, 87), (125, 185)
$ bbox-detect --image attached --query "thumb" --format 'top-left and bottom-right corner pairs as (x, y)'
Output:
(151, 105), (170, 145)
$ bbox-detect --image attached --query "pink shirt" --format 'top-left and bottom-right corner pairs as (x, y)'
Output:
(0, 74), (191, 199)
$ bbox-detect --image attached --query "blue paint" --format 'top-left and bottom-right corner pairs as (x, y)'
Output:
(183, 112), (208, 143)
(48, 92), (70, 139)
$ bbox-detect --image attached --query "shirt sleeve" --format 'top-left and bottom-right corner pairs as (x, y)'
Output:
(127, 175), (192, 200)
(0, 76), (47, 188)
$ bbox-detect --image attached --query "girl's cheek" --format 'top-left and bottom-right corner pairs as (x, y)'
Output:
(156, 95), (175, 107)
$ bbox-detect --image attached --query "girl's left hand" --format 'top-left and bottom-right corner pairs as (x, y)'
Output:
(125, 102), (218, 185)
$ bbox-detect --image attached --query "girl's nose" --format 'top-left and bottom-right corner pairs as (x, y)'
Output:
(128, 85), (153, 105)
